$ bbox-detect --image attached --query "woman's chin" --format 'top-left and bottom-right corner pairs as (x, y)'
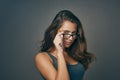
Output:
(64, 44), (71, 48)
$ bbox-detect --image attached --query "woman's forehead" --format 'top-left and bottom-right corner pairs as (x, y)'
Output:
(59, 21), (77, 32)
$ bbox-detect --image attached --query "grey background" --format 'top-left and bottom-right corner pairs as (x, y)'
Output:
(1, 0), (120, 80)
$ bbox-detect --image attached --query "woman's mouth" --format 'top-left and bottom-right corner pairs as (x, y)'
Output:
(64, 42), (72, 45)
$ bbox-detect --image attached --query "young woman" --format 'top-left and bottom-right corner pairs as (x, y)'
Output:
(35, 10), (95, 80)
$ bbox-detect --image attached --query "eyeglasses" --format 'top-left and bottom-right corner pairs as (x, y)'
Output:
(62, 33), (79, 39)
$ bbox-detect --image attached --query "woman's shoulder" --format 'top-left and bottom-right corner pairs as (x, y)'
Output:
(35, 52), (52, 64)
(35, 52), (48, 57)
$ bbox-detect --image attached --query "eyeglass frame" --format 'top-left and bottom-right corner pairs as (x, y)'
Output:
(62, 32), (80, 39)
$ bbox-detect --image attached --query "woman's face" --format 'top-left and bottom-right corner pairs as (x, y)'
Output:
(58, 20), (77, 48)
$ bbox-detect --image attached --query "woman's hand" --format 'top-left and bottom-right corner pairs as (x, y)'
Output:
(53, 31), (64, 53)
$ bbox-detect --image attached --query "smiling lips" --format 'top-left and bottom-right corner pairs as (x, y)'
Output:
(64, 42), (72, 45)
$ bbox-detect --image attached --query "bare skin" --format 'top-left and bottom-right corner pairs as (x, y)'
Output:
(35, 21), (78, 80)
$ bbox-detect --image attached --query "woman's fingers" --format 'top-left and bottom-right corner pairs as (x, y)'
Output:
(53, 31), (64, 49)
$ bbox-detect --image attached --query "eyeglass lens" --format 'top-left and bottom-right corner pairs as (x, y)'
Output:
(63, 33), (77, 39)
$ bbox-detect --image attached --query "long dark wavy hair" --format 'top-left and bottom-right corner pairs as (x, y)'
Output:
(40, 10), (95, 69)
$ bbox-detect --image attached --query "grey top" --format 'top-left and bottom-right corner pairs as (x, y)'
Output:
(39, 52), (85, 80)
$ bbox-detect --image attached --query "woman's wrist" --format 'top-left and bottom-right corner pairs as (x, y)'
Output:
(56, 51), (64, 58)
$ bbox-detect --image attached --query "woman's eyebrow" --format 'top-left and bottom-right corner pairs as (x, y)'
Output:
(63, 30), (76, 33)
(62, 31), (77, 34)
(63, 30), (69, 32)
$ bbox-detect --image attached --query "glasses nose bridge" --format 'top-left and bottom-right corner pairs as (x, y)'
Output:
(69, 34), (73, 37)
(68, 34), (75, 39)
